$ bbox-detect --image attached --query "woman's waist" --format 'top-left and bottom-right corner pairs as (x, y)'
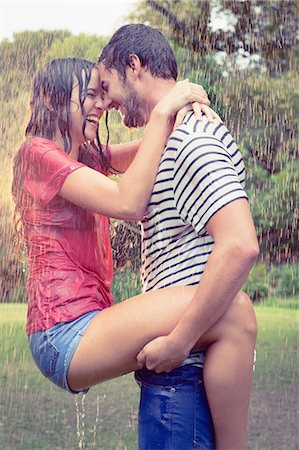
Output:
(27, 247), (113, 284)
(26, 265), (111, 291)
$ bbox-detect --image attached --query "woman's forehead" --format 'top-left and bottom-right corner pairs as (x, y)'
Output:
(72, 68), (100, 89)
(88, 68), (101, 88)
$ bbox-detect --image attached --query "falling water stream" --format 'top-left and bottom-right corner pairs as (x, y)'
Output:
(75, 393), (101, 449)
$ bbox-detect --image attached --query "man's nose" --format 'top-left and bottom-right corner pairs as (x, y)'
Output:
(101, 96), (113, 111)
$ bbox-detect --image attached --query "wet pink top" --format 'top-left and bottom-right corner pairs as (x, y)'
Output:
(14, 137), (114, 334)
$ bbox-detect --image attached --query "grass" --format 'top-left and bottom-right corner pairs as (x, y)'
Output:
(0, 300), (298, 450)
(0, 303), (139, 450)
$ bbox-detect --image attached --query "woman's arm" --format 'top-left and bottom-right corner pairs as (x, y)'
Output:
(59, 80), (208, 220)
(109, 139), (141, 173)
(108, 105), (222, 173)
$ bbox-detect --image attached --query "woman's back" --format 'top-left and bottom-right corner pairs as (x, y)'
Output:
(13, 136), (113, 334)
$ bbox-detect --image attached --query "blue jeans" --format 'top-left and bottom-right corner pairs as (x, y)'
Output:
(135, 365), (215, 450)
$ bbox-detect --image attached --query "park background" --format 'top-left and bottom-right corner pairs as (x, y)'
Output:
(0, 0), (298, 449)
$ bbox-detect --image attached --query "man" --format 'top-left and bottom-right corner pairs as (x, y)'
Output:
(98, 24), (258, 450)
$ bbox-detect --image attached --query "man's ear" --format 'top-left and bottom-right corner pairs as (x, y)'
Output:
(127, 54), (142, 79)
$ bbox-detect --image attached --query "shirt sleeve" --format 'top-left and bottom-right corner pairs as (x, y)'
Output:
(173, 133), (248, 234)
(23, 138), (85, 206)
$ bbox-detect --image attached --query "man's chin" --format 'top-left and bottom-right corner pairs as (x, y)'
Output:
(123, 116), (145, 129)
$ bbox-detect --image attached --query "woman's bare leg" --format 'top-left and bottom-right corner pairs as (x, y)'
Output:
(67, 287), (257, 450)
(198, 291), (257, 450)
(68, 286), (196, 389)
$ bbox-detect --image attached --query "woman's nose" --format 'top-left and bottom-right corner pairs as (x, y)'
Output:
(95, 97), (105, 110)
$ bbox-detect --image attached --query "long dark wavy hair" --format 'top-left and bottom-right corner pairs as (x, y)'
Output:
(12, 57), (112, 252)
(25, 57), (111, 160)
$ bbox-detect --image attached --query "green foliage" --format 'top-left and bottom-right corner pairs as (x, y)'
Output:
(111, 269), (142, 303)
(134, 0), (298, 74)
(0, 16), (297, 300)
(247, 161), (298, 261)
(244, 263), (299, 301)
(45, 33), (108, 63)
(244, 263), (270, 300)
(269, 264), (299, 298)
(221, 69), (299, 174)
(0, 30), (71, 74)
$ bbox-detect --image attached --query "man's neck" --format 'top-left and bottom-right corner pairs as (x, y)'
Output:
(144, 77), (176, 113)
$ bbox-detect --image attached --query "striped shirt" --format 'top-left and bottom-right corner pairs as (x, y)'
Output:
(141, 112), (248, 292)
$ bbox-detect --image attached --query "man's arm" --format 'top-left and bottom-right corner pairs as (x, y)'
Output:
(137, 199), (259, 371)
(137, 125), (259, 371)
(168, 198), (258, 350)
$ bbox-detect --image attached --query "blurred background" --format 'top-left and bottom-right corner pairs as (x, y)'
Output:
(0, 1), (298, 449)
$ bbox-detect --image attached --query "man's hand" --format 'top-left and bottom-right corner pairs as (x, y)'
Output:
(136, 335), (190, 373)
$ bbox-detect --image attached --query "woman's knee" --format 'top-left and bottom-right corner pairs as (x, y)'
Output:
(231, 292), (258, 339)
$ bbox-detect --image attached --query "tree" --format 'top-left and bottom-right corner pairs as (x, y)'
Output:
(0, 30), (71, 74)
(132, 0), (298, 74)
(129, 0), (298, 264)
(45, 33), (108, 63)
(0, 30), (140, 301)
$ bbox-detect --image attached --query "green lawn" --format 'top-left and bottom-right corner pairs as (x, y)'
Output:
(0, 301), (298, 450)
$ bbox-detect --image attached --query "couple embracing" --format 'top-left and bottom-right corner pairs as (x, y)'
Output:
(13, 24), (259, 450)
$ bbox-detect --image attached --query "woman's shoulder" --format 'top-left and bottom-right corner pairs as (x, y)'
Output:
(20, 137), (77, 169)
(23, 136), (64, 155)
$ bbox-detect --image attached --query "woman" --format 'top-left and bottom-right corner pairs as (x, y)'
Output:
(13, 58), (256, 449)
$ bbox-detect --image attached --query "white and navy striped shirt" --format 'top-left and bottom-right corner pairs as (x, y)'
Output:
(141, 112), (248, 292)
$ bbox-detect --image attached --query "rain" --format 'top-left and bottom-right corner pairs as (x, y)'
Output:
(0, 1), (298, 449)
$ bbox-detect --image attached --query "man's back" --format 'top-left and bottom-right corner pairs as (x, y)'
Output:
(142, 112), (247, 292)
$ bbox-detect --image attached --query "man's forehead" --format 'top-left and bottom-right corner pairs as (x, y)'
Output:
(98, 63), (114, 80)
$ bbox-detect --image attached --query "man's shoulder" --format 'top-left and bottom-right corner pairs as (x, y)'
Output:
(170, 113), (239, 158)
(179, 113), (233, 140)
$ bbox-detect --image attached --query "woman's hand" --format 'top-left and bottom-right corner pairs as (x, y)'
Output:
(174, 104), (222, 129)
(154, 79), (210, 118)
(136, 334), (191, 373)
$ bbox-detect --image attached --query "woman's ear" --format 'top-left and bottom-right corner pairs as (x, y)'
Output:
(44, 97), (55, 112)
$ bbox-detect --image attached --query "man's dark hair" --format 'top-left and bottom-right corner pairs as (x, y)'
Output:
(99, 24), (178, 81)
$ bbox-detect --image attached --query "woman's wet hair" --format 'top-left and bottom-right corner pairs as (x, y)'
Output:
(13, 58), (113, 251)
(25, 58), (93, 153)
(99, 23), (178, 81)
(24, 57), (111, 169)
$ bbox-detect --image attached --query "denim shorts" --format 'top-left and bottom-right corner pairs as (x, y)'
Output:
(135, 365), (215, 450)
(28, 310), (99, 394)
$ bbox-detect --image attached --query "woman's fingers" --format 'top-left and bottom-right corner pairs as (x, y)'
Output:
(173, 105), (192, 129)
(173, 102), (222, 129)
(188, 82), (210, 105)
(178, 79), (210, 105)
(200, 104), (223, 122)
(192, 102), (203, 121)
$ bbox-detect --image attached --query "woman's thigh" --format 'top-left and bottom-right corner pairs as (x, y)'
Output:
(67, 285), (196, 391)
